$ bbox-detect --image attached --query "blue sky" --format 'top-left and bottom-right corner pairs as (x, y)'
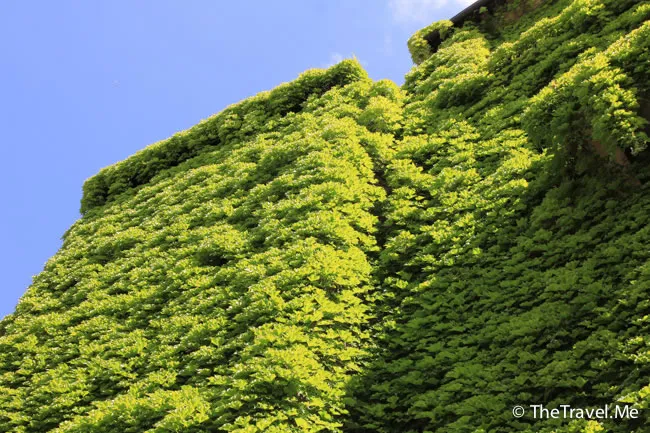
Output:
(0, 0), (472, 318)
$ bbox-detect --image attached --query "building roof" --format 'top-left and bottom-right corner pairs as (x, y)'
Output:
(425, 0), (505, 53)
(450, 0), (495, 25)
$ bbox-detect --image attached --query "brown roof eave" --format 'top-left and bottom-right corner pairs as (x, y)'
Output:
(424, 0), (505, 54)
(450, 0), (494, 25)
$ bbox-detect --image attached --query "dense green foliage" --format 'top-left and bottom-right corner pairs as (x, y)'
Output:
(3, 0), (650, 431)
(79, 61), (367, 214)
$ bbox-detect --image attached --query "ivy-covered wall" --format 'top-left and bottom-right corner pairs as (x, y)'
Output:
(348, 1), (650, 431)
(2, 0), (650, 432)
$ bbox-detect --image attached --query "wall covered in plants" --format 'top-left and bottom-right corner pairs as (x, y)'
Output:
(2, 0), (650, 432)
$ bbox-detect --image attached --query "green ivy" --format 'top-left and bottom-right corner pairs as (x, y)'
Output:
(3, 0), (650, 432)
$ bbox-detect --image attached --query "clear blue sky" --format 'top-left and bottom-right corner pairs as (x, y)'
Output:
(0, 0), (471, 318)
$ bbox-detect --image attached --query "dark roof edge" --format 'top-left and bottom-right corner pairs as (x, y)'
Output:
(421, 0), (505, 56)
(450, 0), (494, 25)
